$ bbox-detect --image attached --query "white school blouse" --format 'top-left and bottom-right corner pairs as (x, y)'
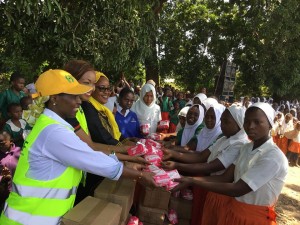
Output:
(234, 138), (288, 206)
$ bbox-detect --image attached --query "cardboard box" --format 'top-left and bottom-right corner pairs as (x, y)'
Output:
(94, 178), (136, 221)
(62, 196), (122, 225)
(169, 197), (192, 220)
(138, 203), (166, 225)
(141, 186), (171, 210)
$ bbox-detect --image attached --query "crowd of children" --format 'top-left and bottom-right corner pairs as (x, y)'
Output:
(0, 64), (298, 224)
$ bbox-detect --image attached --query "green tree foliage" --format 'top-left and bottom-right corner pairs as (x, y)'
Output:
(159, 0), (300, 98)
(0, 0), (157, 80)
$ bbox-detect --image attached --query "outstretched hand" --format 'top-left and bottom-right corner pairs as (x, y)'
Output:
(162, 148), (173, 161)
(139, 171), (158, 189)
(171, 176), (193, 192)
(161, 161), (177, 170)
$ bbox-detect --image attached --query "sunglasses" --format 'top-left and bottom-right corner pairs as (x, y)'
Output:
(96, 86), (112, 92)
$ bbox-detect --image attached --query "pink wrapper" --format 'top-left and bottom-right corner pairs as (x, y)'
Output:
(148, 133), (162, 141)
(144, 154), (162, 167)
(140, 124), (150, 136)
(127, 143), (148, 156)
(167, 209), (178, 224)
(153, 169), (170, 187)
(158, 120), (170, 130)
(145, 139), (162, 148)
(127, 216), (139, 225)
(166, 170), (181, 190)
(145, 145), (163, 159)
(180, 188), (193, 200)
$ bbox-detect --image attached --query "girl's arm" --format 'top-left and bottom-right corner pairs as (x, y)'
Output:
(163, 148), (211, 164)
(174, 164), (252, 197)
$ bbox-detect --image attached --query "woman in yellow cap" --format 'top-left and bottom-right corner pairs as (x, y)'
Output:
(0, 69), (156, 225)
(63, 60), (148, 202)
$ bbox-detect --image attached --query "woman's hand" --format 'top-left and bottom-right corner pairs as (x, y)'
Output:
(139, 172), (157, 188)
(161, 161), (177, 170)
(171, 176), (193, 192)
(162, 148), (173, 161)
(125, 162), (146, 171)
(132, 156), (151, 165)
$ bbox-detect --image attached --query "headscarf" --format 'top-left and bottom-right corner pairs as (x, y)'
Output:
(89, 72), (122, 140)
(202, 97), (219, 111)
(227, 104), (246, 129)
(131, 84), (160, 132)
(181, 104), (204, 146)
(175, 106), (190, 132)
(248, 102), (275, 127)
(196, 104), (225, 152)
(178, 106), (190, 118)
(193, 93), (207, 104)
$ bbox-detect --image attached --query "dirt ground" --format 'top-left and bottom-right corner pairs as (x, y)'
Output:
(276, 165), (300, 225)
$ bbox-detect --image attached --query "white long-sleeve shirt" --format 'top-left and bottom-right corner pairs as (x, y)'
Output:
(27, 109), (123, 181)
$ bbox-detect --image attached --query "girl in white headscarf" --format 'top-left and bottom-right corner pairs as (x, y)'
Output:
(131, 83), (161, 135)
(196, 104), (225, 152)
(193, 93), (207, 105)
(168, 103), (288, 225)
(179, 104), (205, 147)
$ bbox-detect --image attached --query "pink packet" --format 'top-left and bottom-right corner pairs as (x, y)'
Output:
(180, 188), (193, 200)
(145, 138), (162, 148)
(148, 133), (162, 141)
(158, 120), (170, 130)
(145, 145), (163, 158)
(153, 169), (170, 187)
(166, 170), (181, 190)
(144, 154), (162, 167)
(167, 209), (178, 224)
(140, 124), (150, 136)
(127, 143), (148, 156)
(127, 216), (139, 225)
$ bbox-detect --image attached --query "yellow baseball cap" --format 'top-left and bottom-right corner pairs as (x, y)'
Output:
(32, 69), (92, 98)
(95, 71), (108, 82)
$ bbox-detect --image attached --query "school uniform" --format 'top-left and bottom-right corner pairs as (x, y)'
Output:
(277, 120), (293, 154)
(201, 129), (250, 225)
(3, 119), (30, 147)
(220, 138), (288, 225)
(115, 104), (142, 138)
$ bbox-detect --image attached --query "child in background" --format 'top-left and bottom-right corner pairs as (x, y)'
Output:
(20, 96), (32, 110)
(285, 121), (300, 166)
(115, 87), (142, 138)
(3, 103), (30, 147)
(277, 113), (294, 155)
(0, 166), (12, 211)
(160, 87), (174, 122)
(0, 130), (21, 180)
(169, 100), (180, 133)
(0, 72), (26, 129)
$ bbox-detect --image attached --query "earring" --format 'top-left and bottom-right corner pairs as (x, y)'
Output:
(53, 103), (56, 106)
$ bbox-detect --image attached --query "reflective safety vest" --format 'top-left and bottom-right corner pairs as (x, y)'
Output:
(76, 106), (89, 135)
(0, 114), (82, 225)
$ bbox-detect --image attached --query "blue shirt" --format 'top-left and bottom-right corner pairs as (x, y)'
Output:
(115, 110), (142, 138)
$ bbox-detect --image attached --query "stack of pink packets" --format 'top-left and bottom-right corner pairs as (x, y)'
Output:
(127, 216), (143, 225)
(127, 139), (181, 190)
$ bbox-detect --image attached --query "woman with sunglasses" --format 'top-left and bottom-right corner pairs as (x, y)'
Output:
(0, 70), (156, 225)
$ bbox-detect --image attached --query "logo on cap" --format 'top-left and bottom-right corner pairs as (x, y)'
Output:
(65, 75), (74, 83)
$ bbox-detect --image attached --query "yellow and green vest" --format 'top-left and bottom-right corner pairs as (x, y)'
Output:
(0, 114), (82, 225)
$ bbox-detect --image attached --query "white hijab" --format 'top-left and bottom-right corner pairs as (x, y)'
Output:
(202, 97), (219, 111)
(227, 104), (246, 129)
(193, 93), (207, 104)
(181, 104), (205, 146)
(196, 104), (225, 152)
(131, 84), (160, 129)
(175, 106), (190, 132)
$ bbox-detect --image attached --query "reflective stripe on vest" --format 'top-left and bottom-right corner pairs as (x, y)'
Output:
(2, 205), (61, 225)
(12, 183), (77, 199)
(0, 114), (82, 225)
